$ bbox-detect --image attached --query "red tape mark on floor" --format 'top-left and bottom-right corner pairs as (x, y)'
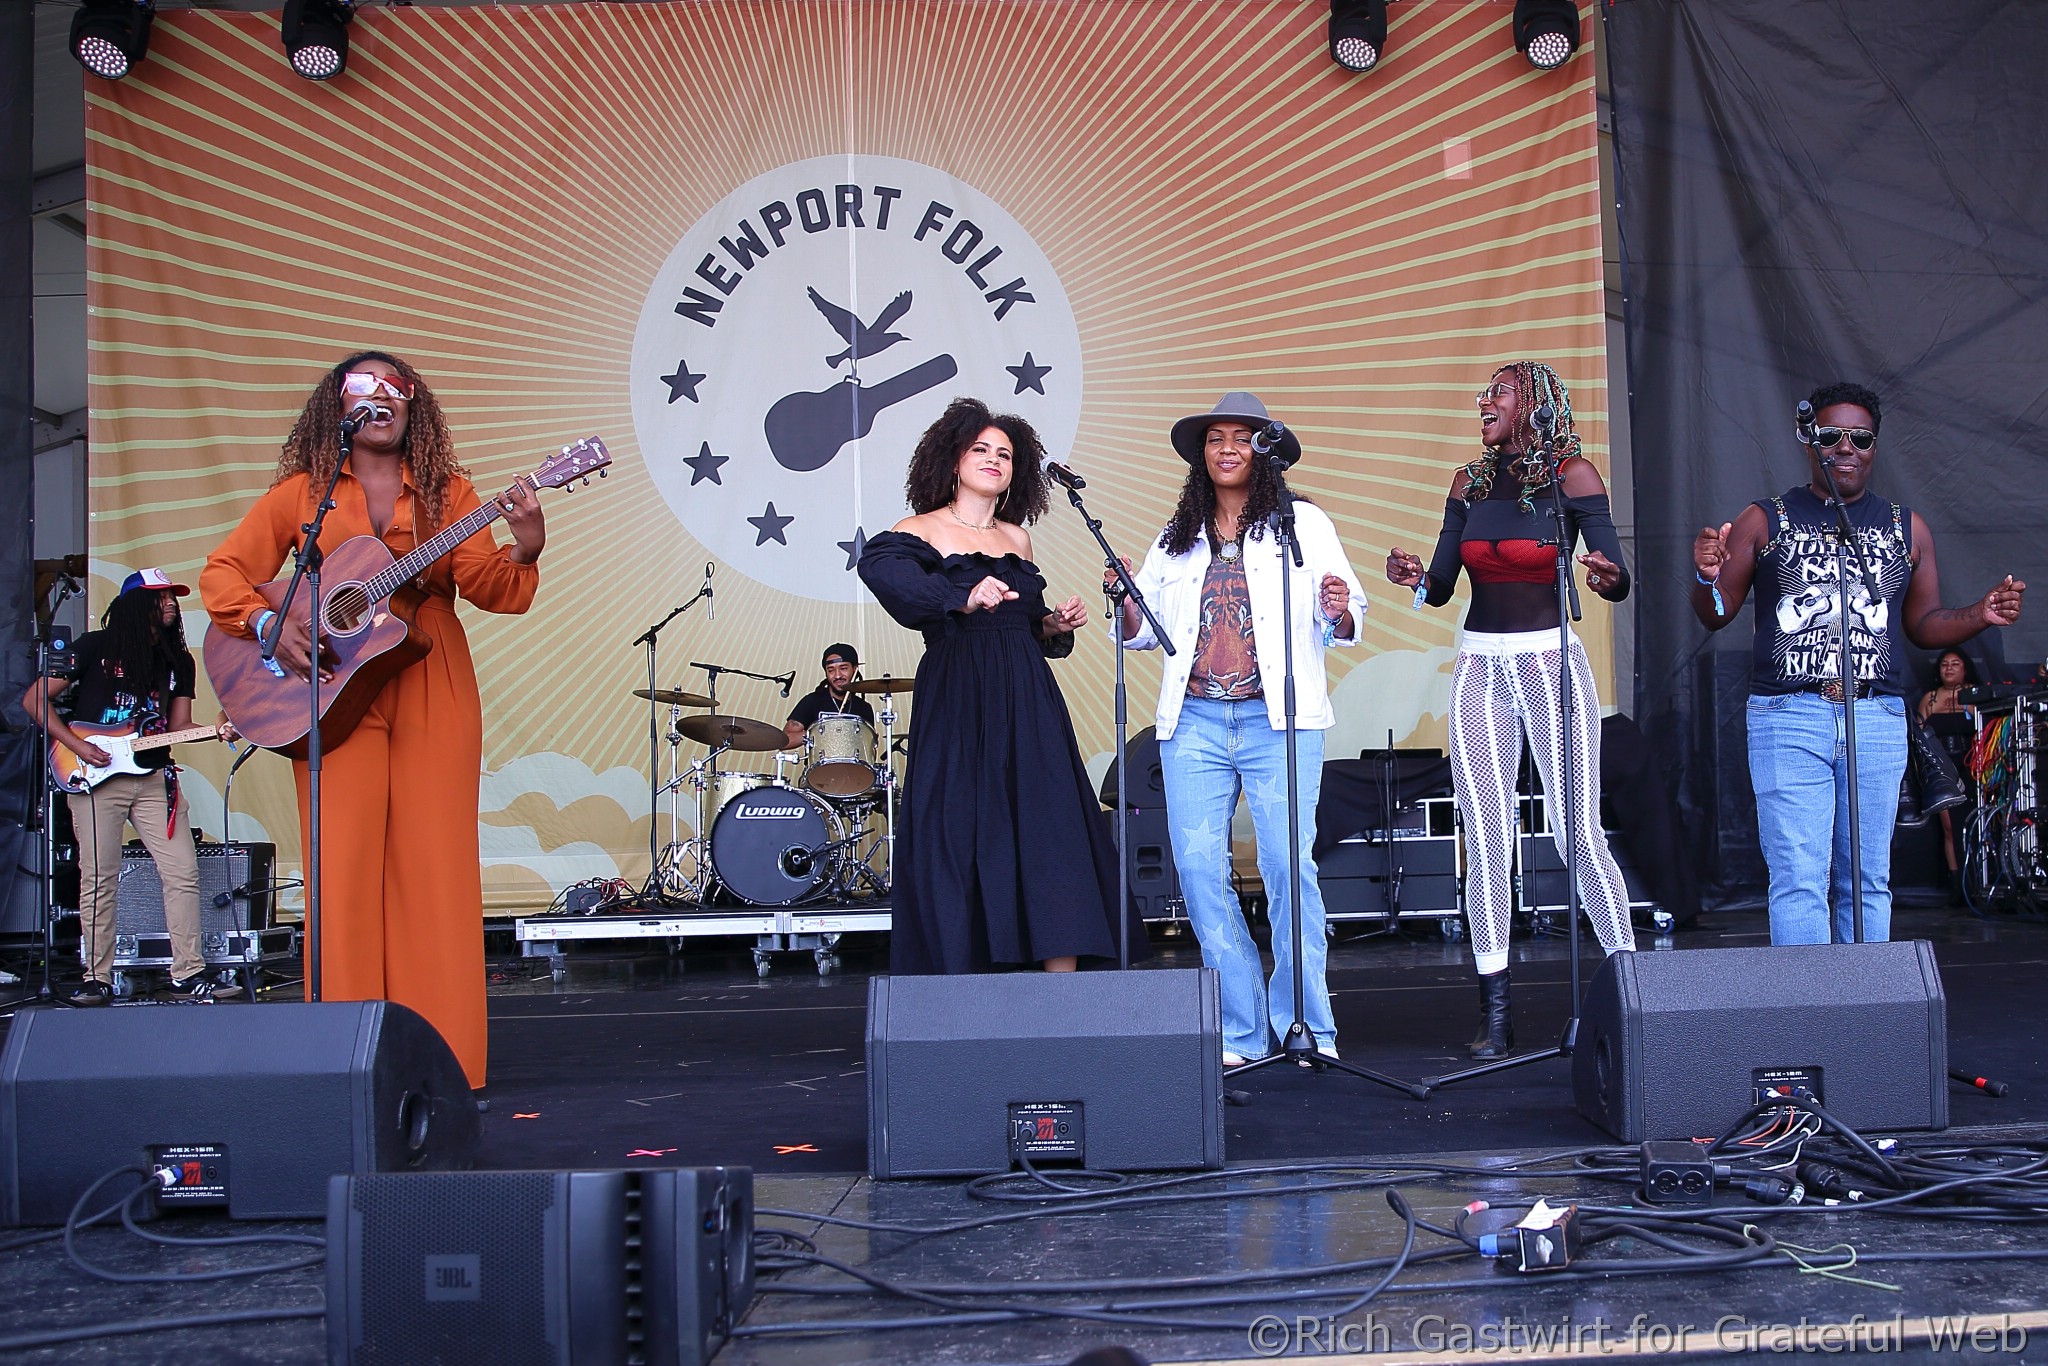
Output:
(774, 1144), (820, 1155)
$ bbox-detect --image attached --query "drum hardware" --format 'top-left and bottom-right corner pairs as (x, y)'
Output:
(858, 675), (908, 894)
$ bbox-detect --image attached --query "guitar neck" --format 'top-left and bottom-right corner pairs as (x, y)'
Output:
(362, 497), (510, 604)
(127, 725), (220, 754)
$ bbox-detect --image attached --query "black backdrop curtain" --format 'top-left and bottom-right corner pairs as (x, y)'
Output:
(1, 4), (39, 936)
(1606, 0), (2048, 898)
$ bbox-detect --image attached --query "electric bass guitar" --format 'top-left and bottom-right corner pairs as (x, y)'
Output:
(205, 436), (611, 756)
(49, 720), (223, 794)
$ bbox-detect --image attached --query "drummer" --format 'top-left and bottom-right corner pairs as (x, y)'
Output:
(782, 643), (876, 750)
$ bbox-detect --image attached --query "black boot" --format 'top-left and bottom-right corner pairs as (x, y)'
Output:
(1468, 971), (1513, 1059)
(1909, 719), (1968, 817)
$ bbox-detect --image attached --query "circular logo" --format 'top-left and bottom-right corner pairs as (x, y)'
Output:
(631, 156), (1082, 602)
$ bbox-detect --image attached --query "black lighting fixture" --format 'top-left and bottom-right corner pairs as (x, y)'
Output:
(1328, 0), (1388, 74)
(282, 0), (357, 81)
(1513, 0), (1581, 71)
(69, 0), (155, 81)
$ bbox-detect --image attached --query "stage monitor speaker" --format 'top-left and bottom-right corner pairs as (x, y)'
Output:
(868, 968), (1223, 1178)
(1109, 805), (1182, 921)
(0, 1000), (480, 1225)
(1573, 941), (1947, 1143)
(327, 1166), (753, 1366)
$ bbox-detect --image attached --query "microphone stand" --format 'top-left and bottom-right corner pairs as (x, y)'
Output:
(1226, 461), (1427, 1099)
(631, 585), (709, 897)
(1806, 434), (1883, 944)
(30, 580), (80, 1005)
(1059, 469), (1169, 970)
(256, 414), (357, 1001)
(1428, 418), (1588, 1091)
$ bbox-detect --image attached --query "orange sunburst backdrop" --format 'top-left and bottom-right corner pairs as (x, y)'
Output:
(86, 0), (1606, 913)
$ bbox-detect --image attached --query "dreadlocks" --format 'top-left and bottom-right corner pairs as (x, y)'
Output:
(1460, 361), (1584, 515)
(97, 588), (193, 705)
(1158, 448), (1298, 557)
(275, 351), (467, 533)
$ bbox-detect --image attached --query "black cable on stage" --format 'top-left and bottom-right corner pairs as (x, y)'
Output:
(63, 1164), (325, 1286)
(0, 1305), (325, 1353)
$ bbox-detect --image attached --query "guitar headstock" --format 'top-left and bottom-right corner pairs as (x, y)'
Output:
(535, 436), (613, 491)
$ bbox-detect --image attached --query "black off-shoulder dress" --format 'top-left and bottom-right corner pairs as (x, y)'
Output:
(857, 530), (1145, 973)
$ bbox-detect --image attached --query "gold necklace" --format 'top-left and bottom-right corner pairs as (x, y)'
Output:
(947, 504), (998, 532)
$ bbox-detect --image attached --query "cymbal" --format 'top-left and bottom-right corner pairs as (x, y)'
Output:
(845, 676), (914, 694)
(634, 687), (714, 707)
(678, 713), (786, 751)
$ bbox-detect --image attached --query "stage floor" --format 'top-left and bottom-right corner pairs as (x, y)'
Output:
(3, 901), (2046, 1362)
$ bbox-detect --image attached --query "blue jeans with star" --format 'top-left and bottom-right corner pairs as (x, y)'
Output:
(1159, 697), (1334, 1059)
(1747, 691), (1910, 944)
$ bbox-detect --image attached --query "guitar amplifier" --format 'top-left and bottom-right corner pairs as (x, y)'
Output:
(116, 840), (274, 936)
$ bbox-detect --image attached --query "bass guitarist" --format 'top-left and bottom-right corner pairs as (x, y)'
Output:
(20, 568), (240, 1004)
(200, 353), (544, 1092)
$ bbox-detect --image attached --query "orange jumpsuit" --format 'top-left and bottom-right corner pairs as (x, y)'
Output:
(201, 467), (538, 1087)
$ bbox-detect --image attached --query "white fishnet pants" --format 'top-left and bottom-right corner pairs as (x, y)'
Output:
(1448, 629), (1636, 976)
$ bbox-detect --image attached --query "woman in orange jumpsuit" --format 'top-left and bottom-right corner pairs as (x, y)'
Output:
(202, 352), (542, 1089)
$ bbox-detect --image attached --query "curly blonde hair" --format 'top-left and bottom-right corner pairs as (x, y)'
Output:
(275, 351), (467, 532)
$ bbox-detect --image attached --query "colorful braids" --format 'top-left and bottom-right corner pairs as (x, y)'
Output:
(1460, 361), (1583, 513)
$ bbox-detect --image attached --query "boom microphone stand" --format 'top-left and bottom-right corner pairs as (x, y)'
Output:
(631, 572), (711, 894)
(256, 407), (364, 1002)
(1050, 461), (1168, 969)
(1800, 403), (1884, 944)
(1225, 442), (1426, 1100)
(1428, 404), (1590, 1091)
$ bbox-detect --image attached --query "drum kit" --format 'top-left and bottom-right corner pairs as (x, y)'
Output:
(639, 668), (912, 908)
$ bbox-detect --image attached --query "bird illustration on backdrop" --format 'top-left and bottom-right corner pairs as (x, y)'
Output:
(807, 287), (914, 370)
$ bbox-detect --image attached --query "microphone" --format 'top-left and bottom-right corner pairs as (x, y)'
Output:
(341, 400), (389, 434)
(1795, 399), (1819, 446)
(704, 561), (715, 621)
(1250, 420), (1288, 457)
(780, 671), (795, 698)
(1045, 461), (1086, 491)
(1532, 403), (1557, 433)
(212, 881), (249, 909)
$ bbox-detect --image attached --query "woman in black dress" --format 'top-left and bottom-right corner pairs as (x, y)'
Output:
(858, 397), (1142, 973)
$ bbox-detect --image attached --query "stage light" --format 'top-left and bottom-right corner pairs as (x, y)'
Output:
(69, 0), (155, 81)
(282, 0), (356, 81)
(1513, 0), (1581, 71)
(1328, 0), (1388, 74)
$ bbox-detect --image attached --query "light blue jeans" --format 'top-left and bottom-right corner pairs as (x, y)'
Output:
(1747, 691), (1910, 944)
(1159, 697), (1334, 1058)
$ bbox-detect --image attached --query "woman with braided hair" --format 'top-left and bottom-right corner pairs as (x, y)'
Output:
(1385, 361), (1634, 1058)
(202, 352), (544, 1088)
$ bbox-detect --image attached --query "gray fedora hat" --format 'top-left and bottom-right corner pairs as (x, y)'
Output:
(1169, 391), (1301, 468)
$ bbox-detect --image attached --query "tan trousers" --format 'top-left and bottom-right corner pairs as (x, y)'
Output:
(67, 771), (203, 983)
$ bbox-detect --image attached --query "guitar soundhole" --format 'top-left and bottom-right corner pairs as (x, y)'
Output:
(325, 582), (374, 637)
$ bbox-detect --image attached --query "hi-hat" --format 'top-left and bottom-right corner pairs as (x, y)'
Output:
(678, 713), (786, 751)
(845, 676), (914, 694)
(634, 687), (714, 707)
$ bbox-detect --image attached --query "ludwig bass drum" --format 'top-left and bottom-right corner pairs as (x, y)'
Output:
(710, 785), (844, 906)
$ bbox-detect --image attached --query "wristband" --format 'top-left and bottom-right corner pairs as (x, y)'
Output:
(253, 609), (278, 639)
(1694, 569), (1725, 617)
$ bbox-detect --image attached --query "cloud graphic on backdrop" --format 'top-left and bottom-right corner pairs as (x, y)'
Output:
(631, 156), (1082, 603)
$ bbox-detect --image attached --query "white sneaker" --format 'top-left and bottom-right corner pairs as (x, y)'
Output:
(1319, 1043), (1340, 1060)
(0, 968), (19, 986)
(1223, 1051), (1248, 1067)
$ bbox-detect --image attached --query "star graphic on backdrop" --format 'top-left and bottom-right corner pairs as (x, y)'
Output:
(1006, 352), (1052, 395)
(683, 442), (728, 486)
(749, 502), (794, 546)
(660, 359), (706, 404)
(837, 526), (868, 570)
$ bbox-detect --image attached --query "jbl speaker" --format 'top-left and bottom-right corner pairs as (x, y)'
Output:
(327, 1167), (752, 1366)
(1573, 941), (1948, 1142)
(1110, 805), (1183, 921)
(867, 968), (1223, 1178)
(0, 1000), (479, 1224)
(116, 839), (274, 934)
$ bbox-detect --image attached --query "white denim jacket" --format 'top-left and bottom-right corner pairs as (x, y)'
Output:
(1118, 500), (1367, 739)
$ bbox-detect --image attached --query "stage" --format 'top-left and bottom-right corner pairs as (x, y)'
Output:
(3, 901), (2048, 1362)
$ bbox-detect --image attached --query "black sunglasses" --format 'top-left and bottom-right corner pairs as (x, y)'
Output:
(1813, 426), (1876, 452)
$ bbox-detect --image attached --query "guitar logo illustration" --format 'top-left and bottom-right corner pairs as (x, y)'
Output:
(630, 155), (1082, 603)
(765, 288), (958, 473)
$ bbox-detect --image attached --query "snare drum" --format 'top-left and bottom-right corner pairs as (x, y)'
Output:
(709, 770), (773, 821)
(804, 713), (878, 796)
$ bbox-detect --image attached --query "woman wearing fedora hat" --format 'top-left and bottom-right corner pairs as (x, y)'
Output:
(1385, 361), (1635, 1059)
(1113, 392), (1367, 1065)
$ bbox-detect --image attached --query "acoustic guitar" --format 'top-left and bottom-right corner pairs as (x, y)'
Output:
(205, 436), (610, 755)
(49, 720), (223, 794)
